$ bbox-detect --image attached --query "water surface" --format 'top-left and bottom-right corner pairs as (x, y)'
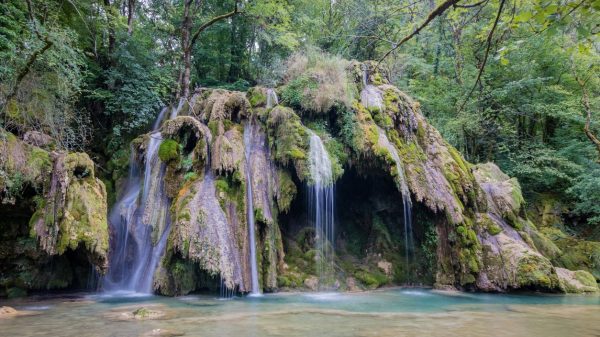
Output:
(2, 288), (600, 337)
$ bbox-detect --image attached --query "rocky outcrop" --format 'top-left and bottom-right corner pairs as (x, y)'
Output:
(151, 112), (287, 295)
(120, 56), (600, 295)
(0, 130), (109, 297)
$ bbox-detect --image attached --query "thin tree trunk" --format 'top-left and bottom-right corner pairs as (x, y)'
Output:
(127, 0), (135, 34)
(579, 80), (600, 161)
(180, 0), (193, 98)
(104, 0), (115, 54)
(6, 38), (53, 103)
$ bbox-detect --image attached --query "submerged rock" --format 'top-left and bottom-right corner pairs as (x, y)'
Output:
(140, 329), (185, 337)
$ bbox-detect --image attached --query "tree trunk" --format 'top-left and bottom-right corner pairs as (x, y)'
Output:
(104, 0), (115, 55)
(579, 80), (600, 162)
(127, 0), (135, 34)
(180, 0), (193, 99)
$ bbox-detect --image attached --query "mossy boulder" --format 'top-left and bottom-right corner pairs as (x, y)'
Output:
(158, 139), (180, 162)
(1, 132), (109, 295)
(556, 268), (599, 293)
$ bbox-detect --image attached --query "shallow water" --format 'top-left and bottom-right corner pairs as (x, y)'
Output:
(1, 288), (600, 337)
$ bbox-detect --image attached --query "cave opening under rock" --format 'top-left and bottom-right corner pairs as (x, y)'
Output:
(280, 164), (439, 289)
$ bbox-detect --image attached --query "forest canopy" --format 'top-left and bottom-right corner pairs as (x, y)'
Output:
(1, 0), (599, 229)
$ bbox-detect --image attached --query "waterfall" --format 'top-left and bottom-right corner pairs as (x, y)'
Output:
(152, 106), (168, 130)
(360, 63), (414, 278)
(170, 98), (185, 119)
(243, 122), (261, 295)
(266, 88), (279, 108)
(307, 130), (335, 288)
(360, 65), (384, 110)
(103, 110), (173, 293)
(376, 126), (414, 277)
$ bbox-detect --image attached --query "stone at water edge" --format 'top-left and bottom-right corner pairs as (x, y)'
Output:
(104, 305), (174, 321)
(346, 277), (360, 292)
(377, 260), (393, 277)
(304, 276), (319, 290)
(0, 306), (38, 318)
(556, 268), (599, 293)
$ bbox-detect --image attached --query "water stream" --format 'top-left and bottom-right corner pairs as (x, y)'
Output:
(103, 110), (174, 293)
(376, 126), (414, 275)
(360, 64), (384, 111)
(266, 88), (279, 108)
(307, 130), (335, 288)
(244, 122), (261, 295)
(360, 64), (414, 277)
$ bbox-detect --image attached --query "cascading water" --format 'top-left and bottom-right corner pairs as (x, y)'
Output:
(266, 88), (279, 108)
(360, 64), (384, 110)
(243, 121), (261, 295)
(171, 98), (185, 119)
(103, 110), (173, 293)
(376, 126), (414, 277)
(307, 130), (335, 288)
(360, 64), (414, 279)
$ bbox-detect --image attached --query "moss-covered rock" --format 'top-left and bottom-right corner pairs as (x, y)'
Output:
(267, 106), (310, 180)
(158, 139), (180, 162)
(0, 132), (109, 296)
(556, 268), (599, 293)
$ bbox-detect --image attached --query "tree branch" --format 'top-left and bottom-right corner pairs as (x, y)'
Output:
(454, 0), (487, 8)
(577, 77), (600, 162)
(458, 0), (506, 112)
(377, 0), (461, 64)
(188, 1), (240, 51)
(6, 38), (53, 103)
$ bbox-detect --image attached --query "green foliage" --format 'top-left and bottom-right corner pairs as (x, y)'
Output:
(88, 32), (168, 143)
(280, 76), (317, 110)
(568, 169), (600, 225)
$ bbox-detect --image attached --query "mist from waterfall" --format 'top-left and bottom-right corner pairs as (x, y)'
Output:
(103, 109), (174, 293)
(307, 130), (335, 288)
(244, 122), (261, 295)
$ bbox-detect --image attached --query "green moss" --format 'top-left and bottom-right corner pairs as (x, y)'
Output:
(517, 255), (559, 290)
(372, 72), (384, 85)
(324, 137), (346, 181)
(267, 106), (310, 180)
(488, 223), (502, 235)
(277, 170), (297, 213)
(248, 87), (267, 107)
(530, 230), (562, 259)
(383, 89), (400, 114)
(158, 139), (180, 162)
(183, 172), (198, 182)
(133, 308), (150, 318)
(554, 238), (600, 280)
(354, 269), (388, 289)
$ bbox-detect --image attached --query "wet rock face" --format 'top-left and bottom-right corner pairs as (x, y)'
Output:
(0, 131), (109, 296)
